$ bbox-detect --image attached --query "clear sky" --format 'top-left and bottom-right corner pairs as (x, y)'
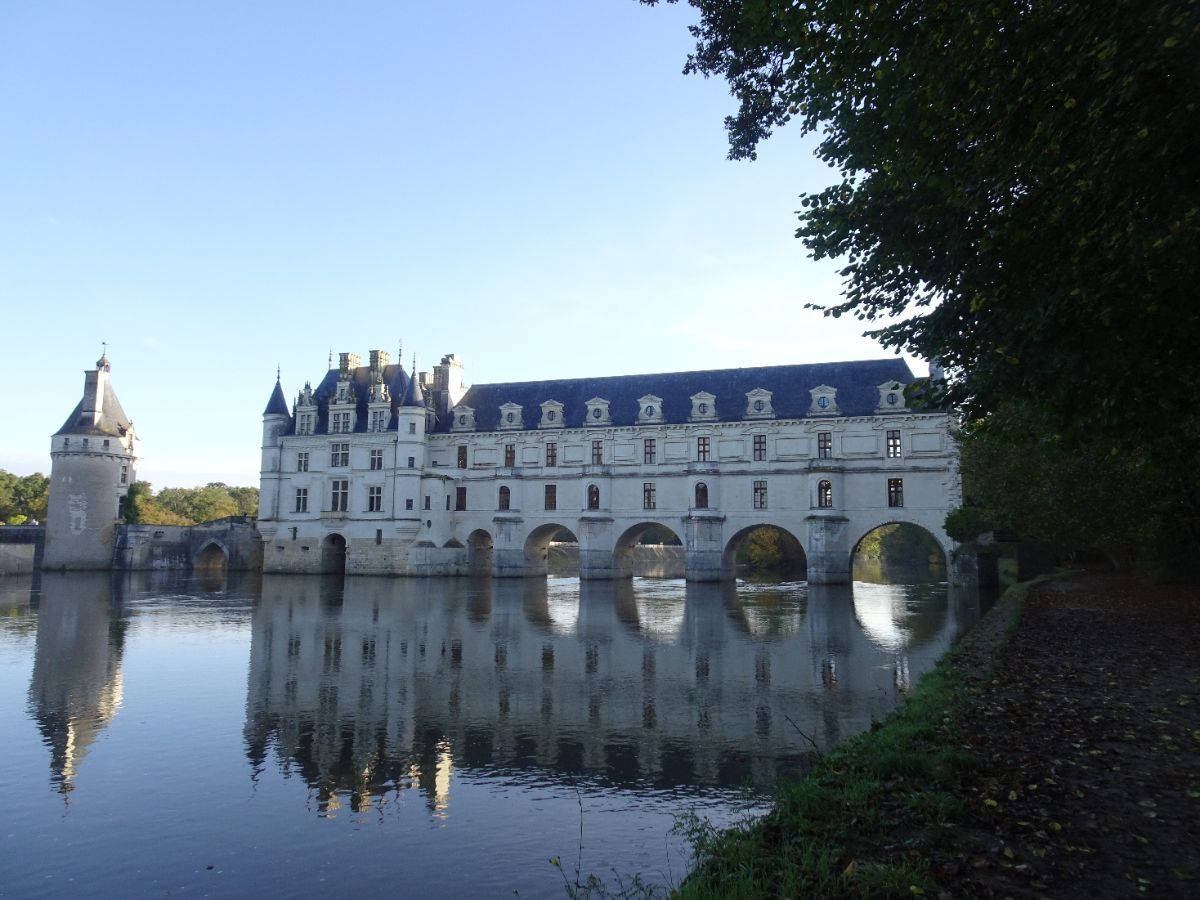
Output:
(0, 0), (921, 488)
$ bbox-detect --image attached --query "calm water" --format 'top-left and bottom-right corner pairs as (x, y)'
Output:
(0, 571), (985, 898)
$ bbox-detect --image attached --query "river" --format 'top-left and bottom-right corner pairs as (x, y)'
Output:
(0, 570), (985, 898)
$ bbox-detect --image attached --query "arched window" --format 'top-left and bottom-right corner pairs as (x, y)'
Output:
(818, 480), (833, 508)
(498, 485), (511, 511)
(587, 484), (600, 510)
(695, 482), (709, 509)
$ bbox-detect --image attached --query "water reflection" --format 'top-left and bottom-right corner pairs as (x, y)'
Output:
(27, 573), (127, 797)
(243, 575), (974, 816)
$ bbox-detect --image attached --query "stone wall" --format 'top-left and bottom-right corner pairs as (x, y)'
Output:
(112, 517), (263, 571)
(0, 526), (44, 575)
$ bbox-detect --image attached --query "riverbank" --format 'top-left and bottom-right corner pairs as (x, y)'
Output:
(676, 572), (1200, 898)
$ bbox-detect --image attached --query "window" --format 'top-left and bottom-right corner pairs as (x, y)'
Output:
(694, 482), (708, 509)
(643, 482), (656, 510)
(370, 448), (384, 470)
(424, 496), (431, 510)
(591, 440), (603, 465)
(818, 432), (832, 459)
(455, 486), (467, 511)
(331, 480), (348, 512)
(446, 495), (451, 510)
(120, 465), (128, 485)
(63, 438), (69, 449)
(498, 486), (511, 511)
(818, 480), (833, 508)
(332, 411), (352, 433)
(295, 488), (308, 513)
(888, 478), (904, 508)
(886, 429), (902, 459)
(587, 484), (600, 510)
(405, 498), (414, 510)
(370, 410), (388, 432)
(290, 527), (297, 541)
(408, 421), (417, 434)
(376, 529), (383, 545)
(697, 437), (710, 462)
(368, 486), (382, 512)
(644, 438), (656, 464)
(103, 439), (110, 449)
(297, 451), (309, 472)
(545, 442), (557, 467)
(504, 444), (516, 467)
(297, 413), (313, 435)
(457, 445), (468, 468)
(753, 434), (766, 461)
(753, 480), (768, 509)
(407, 456), (415, 468)
(544, 484), (557, 510)
(330, 442), (349, 467)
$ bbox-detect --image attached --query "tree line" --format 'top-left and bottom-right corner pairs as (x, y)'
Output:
(0, 470), (257, 527)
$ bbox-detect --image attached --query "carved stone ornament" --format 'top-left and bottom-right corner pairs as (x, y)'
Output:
(744, 388), (774, 419)
(637, 395), (663, 424)
(689, 391), (717, 422)
(451, 405), (476, 432)
(539, 400), (565, 429)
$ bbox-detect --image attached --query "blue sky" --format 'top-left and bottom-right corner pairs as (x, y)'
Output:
(1, 1), (919, 488)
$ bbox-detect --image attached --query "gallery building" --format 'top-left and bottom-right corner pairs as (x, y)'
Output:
(257, 351), (959, 582)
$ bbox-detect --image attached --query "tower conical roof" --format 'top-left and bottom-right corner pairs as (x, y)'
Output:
(263, 377), (290, 417)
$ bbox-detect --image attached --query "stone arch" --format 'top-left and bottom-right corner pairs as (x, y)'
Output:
(193, 540), (228, 574)
(467, 529), (493, 576)
(694, 482), (709, 509)
(523, 523), (579, 577)
(721, 524), (807, 580)
(444, 538), (465, 549)
(849, 521), (948, 583)
(613, 521), (684, 579)
(321, 533), (347, 576)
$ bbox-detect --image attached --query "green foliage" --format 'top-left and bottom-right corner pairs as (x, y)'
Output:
(944, 506), (997, 544)
(855, 523), (943, 565)
(735, 526), (805, 573)
(123, 480), (256, 526)
(0, 470), (49, 524)
(646, 0), (1200, 564)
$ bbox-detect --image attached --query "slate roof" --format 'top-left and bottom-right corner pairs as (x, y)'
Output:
(438, 358), (917, 433)
(282, 365), (412, 435)
(55, 379), (134, 438)
(263, 379), (290, 417)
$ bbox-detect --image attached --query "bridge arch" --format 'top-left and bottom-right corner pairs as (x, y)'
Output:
(320, 533), (347, 576)
(523, 523), (579, 577)
(613, 521), (683, 578)
(193, 540), (228, 574)
(721, 524), (807, 580)
(849, 521), (948, 583)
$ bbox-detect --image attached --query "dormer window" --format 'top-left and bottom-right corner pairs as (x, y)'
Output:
(330, 410), (354, 434)
(451, 405), (477, 432)
(690, 392), (717, 422)
(875, 381), (908, 413)
(539, 400), (565, 429)
(744, 388), (774, 420)
(585, 397), (611, 426)
(637, 395), (663, 425)
(809, 385), (840, 416)
(296, 413), (314, 436)
(499, 402), (524, 430)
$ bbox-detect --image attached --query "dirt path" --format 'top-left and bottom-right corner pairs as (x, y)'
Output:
(944, 574), (1200, 898)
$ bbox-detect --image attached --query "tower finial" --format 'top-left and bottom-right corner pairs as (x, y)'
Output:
(96, 341), (111, 371)
(276, 364), (281, 382)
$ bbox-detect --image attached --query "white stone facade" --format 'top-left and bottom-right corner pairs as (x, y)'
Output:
(258, 353), (960, 582)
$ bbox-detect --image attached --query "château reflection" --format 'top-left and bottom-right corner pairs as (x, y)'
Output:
(244, 574), (977, 816)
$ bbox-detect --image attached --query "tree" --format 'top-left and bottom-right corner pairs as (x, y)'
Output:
(645, 0), (1200, 558)
(0, 470), (49, 524)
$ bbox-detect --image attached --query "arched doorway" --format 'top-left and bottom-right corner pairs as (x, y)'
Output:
(467, 529), (493, 576)
(850, 523), (947, 583)
(722, 525), (807, 581)
(321, 533), (347, 576)
(613, 522), (684, 579)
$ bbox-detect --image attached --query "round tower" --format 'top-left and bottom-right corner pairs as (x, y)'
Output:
(43, 351), (141, 570)
(258, 370), (291, 526)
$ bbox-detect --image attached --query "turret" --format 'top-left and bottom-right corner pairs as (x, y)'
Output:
(258, 370), (291, 523)
(43, 350), (141, 570)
